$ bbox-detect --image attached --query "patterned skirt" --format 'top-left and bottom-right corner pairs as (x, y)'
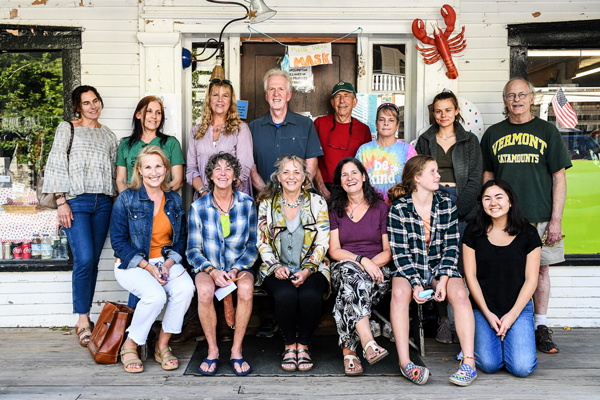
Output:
(331, 260), (392, 352)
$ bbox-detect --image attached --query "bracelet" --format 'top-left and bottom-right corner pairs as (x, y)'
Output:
(197, 185), (207, 195)
(355, 255), (363, 264)
(57, 202), (68, 207)
(54, 194), (65, 200)
(205, 266), (216, 274)
(141, 262), (148, 270)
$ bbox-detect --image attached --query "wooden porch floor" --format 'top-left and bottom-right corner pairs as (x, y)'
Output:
(1, 327), (599, 399)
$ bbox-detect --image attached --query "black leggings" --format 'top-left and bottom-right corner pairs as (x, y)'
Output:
(262, 272), (328, 346)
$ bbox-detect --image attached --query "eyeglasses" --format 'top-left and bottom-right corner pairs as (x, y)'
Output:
(328, 118), (354, 150)
(377, 103), (400, 113)
(505, 92), (531, 101)
(210, 78), (232, 86)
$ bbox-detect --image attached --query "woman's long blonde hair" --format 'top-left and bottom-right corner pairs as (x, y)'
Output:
(129, 145), (172, 192)
(194, 81), (241, 140)
(387, 154), (435, 203)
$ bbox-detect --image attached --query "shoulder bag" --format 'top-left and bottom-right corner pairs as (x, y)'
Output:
(37, 121), (75, 209)
(88, 301), (134, 364)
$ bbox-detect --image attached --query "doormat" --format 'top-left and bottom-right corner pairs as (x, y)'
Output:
(184, 334), (424, 377)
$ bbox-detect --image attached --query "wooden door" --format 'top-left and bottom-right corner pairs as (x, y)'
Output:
(240, 42), (357, 121)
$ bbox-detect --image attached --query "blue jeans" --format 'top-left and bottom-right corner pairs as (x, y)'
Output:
(65, 194), (113, 314)
(473, 300), (538, 377)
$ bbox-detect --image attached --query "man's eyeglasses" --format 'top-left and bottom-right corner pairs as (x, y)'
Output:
(210, 78), (232, 86)
(328, 118), (354, 150)
(377, 103), (400, 113)
(505, 92), (531, 101)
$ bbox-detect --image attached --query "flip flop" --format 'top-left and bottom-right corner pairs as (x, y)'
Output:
(198, 358), (219, 376)
(230, 357), (252, 376)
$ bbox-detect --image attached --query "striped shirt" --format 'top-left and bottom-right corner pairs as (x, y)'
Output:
(42, 121), (118, 199)
(186, 190), (258, 274)
(387, 192), (461, 288)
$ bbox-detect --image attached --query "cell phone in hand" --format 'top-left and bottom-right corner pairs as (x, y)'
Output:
(418, 289), (434, 301)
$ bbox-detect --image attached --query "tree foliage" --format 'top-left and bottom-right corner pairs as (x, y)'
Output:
(0, 52), (63, 173)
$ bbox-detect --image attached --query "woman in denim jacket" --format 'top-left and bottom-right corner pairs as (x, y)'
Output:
(110, 146), (194, 373)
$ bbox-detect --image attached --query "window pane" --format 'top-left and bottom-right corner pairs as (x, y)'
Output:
(529, 49), (600, 254)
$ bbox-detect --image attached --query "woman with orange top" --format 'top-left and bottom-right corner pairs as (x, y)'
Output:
(110, 146), (194, 373)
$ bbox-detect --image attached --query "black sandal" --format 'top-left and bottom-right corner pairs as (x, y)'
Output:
(297, 348), (313, 371)
(281, 348), (297, 372)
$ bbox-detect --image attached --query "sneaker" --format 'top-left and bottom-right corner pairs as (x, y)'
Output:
(401, 362), (429, 385)
(449, 363), (477, 387)
(436, 319), (453, 344)
(370, 320), (381, 338)
(256, 319), (279, 338)
(382, 323), (395, 342)
(535, 325), (559, 353)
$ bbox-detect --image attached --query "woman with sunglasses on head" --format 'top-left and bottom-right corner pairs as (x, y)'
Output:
(388, 155), (477, 387)
(356, 103), (416, 204)
(328, 157), (392, 375)
(187, 78), (254, 199)
(415, 90), (482, 344)
(187, 152), (258, 376)
(463, 179), (541, 377)
(42, 85), (118, 348)
(111, 146), (194, 374)
(256, 155), (331, 373)
(116, 95), (185, 194)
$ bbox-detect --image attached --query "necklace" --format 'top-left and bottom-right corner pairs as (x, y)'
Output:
(282, 195), (302, 208)
(348, 197), (366, 220)
(214, 195), (233, 214)
(437, 132), (455, 140)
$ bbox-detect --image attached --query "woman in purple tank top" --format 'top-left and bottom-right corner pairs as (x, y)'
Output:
(328, 157), (393, 376)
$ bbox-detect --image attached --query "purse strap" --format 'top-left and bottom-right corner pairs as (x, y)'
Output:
(66, 121), (75, 159)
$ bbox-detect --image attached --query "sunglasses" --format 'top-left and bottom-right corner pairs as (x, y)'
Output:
(377, 102), (400, 113)
(210, 78), (232, 86)
(328, 118), (354, 150)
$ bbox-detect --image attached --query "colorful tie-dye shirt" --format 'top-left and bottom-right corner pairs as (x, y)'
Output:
(356, 140), (417, 203)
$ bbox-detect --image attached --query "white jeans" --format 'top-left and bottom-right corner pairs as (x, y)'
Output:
(114, 257), (195, 345)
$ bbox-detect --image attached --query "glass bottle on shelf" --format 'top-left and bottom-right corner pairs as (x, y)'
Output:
(41, 234), (52, 260)
(58, 227), (69, 260)
(31, 234), (42, 260)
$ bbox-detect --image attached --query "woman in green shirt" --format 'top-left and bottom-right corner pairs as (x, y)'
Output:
(116, 96), (185, 193)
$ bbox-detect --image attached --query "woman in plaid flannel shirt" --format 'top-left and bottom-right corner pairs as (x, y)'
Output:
(387, 154), (477, 387)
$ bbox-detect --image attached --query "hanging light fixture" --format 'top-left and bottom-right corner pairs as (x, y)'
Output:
(182, 0), (276, 68)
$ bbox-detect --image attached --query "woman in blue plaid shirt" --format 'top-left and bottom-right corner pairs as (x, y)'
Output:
(387, 154), (477, 387)
(186, 152), (258, 376)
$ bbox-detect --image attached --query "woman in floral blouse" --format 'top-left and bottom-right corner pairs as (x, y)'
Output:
(256, 155), (330, 373)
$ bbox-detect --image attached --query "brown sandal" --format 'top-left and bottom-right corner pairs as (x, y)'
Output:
(75, 321), (94, 347)
(155, 345), (179, 371)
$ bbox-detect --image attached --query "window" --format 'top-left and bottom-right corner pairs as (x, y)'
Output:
(509, 20), (600, 257)
(0, 25), (81, 271)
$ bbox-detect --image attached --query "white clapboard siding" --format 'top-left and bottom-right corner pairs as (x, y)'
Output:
(459, 0), (600, 129)
(0, 237), (128, 327)
(548, 267), (600, 328)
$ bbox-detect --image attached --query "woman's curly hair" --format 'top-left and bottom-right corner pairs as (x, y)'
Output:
(204, 152), (242, 191)
(329, 157), (382, 217)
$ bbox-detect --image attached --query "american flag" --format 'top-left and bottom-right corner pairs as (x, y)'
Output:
(551, 88), (578, 129)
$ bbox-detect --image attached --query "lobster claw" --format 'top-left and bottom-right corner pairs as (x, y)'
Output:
(412, 19), (435, 46)
(440, 4), (456, 38)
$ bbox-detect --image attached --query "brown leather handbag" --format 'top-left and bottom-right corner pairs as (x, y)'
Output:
(88, 301), (134, 364)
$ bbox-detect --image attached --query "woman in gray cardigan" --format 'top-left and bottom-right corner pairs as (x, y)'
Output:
(415, 90), (482, 344)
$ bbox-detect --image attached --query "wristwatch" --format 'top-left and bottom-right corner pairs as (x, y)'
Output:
(197, 185), (207, 196)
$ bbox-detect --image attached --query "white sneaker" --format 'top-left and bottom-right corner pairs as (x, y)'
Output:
(370, 320), (381, 338)
(382, 323), (395, 342)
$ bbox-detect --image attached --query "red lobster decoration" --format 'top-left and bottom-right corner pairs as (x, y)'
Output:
(412, 4), (466, 80)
